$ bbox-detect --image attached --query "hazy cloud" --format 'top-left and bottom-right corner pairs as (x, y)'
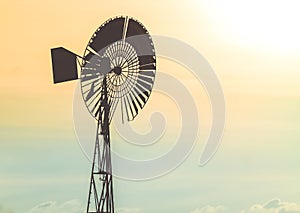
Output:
(191, 205), (226, 213)
(26, 200), (140, 213)
(22, 198), (300, 213)
(240, 199), (300, 213)
(27, 199), (83, 213)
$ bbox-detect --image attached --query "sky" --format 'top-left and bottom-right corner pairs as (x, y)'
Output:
(1, 0), (300, 213)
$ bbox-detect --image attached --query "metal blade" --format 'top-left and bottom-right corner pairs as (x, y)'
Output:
(81, 74), (98, 82)
(137, 79), (151, 91)
(139, 75), (153, 85)
(85, 81), (97, 102)
(138, 55), (155, 65)
(139, 64), (155, 70)
(139, 70), (155, 78)
(133, 87), (146, 104)
(124, 94), (135, 120)
(136, 83), (150, 98)
(126, 19), (148, 37)
(131, 89), (143, 109)
(128, 92), (138, 116)
(90, 17), (125, 53)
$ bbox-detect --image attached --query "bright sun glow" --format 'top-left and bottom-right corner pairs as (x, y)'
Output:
(207, 0), (300, 51)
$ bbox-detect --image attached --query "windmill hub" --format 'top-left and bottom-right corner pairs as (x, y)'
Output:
(112, 66), (122, 75)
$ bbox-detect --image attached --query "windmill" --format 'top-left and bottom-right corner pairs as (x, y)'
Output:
(50, 16), (156, 213)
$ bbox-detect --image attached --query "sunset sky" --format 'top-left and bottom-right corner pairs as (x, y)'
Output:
(1, 0), (300, 213)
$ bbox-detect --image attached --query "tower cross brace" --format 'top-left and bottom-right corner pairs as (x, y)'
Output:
(87, 78), (114, 213)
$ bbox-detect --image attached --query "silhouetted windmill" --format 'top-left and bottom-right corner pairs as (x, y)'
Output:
(51, 16), (156, 213)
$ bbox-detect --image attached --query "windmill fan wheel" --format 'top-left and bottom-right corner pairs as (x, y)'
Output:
(80, 16), (156, 123)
